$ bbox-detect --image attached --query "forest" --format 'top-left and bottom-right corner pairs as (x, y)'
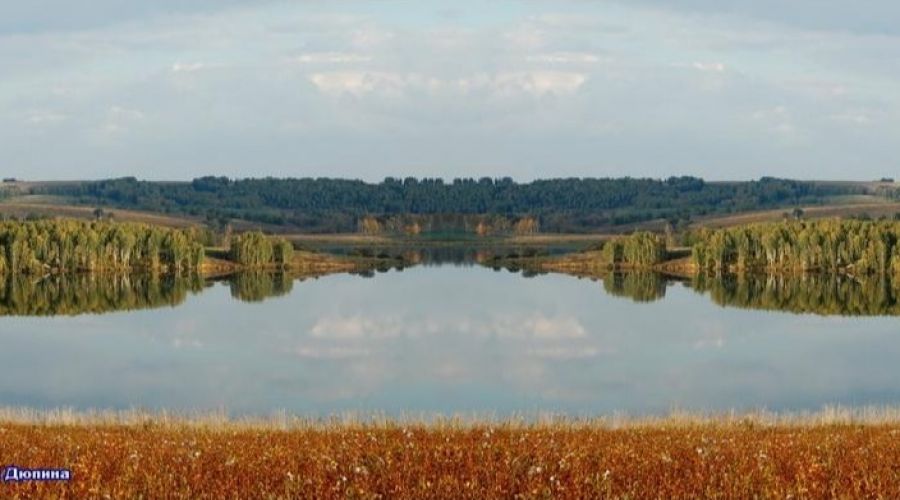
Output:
(36, 176), (869, 232)
(0, 220), (207, 274)
(689, 219), (900, 274)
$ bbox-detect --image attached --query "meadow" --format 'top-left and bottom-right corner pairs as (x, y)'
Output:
(1, 407), (899, 499)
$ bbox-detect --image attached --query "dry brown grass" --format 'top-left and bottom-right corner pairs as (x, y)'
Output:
(2, 407), (900, 499)
(693, 202), (900, 229)
(0, 199), (200, 228)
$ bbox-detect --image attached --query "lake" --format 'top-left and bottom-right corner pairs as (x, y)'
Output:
(1, 254), (899, 417)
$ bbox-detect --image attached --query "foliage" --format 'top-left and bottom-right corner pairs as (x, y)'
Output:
(0, 220), (206, 274)
(37, 176), (866, 232)
(229, 231), (295, 268)
(357, 214), (541, 236)
(690, 219), (900, 274)
(602, 232), (668, 268)
(2, 418), (900, 498)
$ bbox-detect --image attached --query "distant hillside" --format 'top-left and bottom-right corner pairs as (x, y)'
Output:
(16, 176), (900, 233)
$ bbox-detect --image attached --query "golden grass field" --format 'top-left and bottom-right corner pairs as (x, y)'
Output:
(1, 407), (899, 499)
(0, 197), (200, 228)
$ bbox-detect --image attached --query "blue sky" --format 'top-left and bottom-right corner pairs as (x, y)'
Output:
(1, 1), (898, 181)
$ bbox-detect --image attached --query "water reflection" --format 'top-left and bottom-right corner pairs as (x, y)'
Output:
(228, 272), (294, 303)
(320, 244), (565, 268)
(0, 273), (207, 316)
(604, 272), (669, 303)
(1, 266), (899, 317)
(690, 273), (900, 316)
(1, 264), (898, 415)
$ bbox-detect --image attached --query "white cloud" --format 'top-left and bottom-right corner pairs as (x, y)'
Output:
(308, 70), (587, 98)
(528, 347), (602, 359)
(289, 52), (372, 64)
(0, 0), (898, 180)
(98, 105), (145, 136)
(692, 61), (726, 73)
(491, 71), (587, 96)
(25, 111), (68, 126)
(294, 346), (369, 359)
(171, 62), (211, 73)
(526, 52), (604, 64)
(308, 71), (434, 97)
(830, 111), (873, 126)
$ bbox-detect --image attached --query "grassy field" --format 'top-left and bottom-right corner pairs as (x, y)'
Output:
(691, 200), (900, 229)
(1, 408), (899, 499)
(0, 196), (201, 228)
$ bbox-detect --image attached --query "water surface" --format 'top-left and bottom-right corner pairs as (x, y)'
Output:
(1, 260), (898, 416)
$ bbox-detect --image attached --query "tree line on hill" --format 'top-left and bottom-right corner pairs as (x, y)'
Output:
(35, 176), (869, 232)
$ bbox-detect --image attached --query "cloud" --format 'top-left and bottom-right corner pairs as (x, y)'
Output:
(171, 62), (214, 73)
(289, 52), (373, 64)
(308, 71), (587, 98)
(99, 106), (145, 136)
(0, 0), (898, 180)
(526, 52), (605, 64)
(25, 111), (68, 126)
(691, 62), (726, 73)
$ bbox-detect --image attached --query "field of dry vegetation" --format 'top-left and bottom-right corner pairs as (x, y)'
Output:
(1, 408), (899, 499)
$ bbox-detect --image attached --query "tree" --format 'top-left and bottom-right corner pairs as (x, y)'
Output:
(0, 220), (206, 274)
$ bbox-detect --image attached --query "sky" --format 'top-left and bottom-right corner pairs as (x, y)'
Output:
(1, 0), (898, 182)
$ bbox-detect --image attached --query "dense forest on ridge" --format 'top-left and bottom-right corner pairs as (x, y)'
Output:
(35, 176), (873, 232)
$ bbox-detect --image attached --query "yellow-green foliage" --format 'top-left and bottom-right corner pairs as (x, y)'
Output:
(0, 220), (205, 274)
(692, 219), (900, 273)
(229, 231), (295, 268)
(602, 232), (667, 267)
(273, 238), (294, 266)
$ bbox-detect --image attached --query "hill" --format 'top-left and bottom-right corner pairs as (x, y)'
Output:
(6, 176), (897, 234)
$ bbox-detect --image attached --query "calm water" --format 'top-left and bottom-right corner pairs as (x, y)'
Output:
(1, 260), (899, 416)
